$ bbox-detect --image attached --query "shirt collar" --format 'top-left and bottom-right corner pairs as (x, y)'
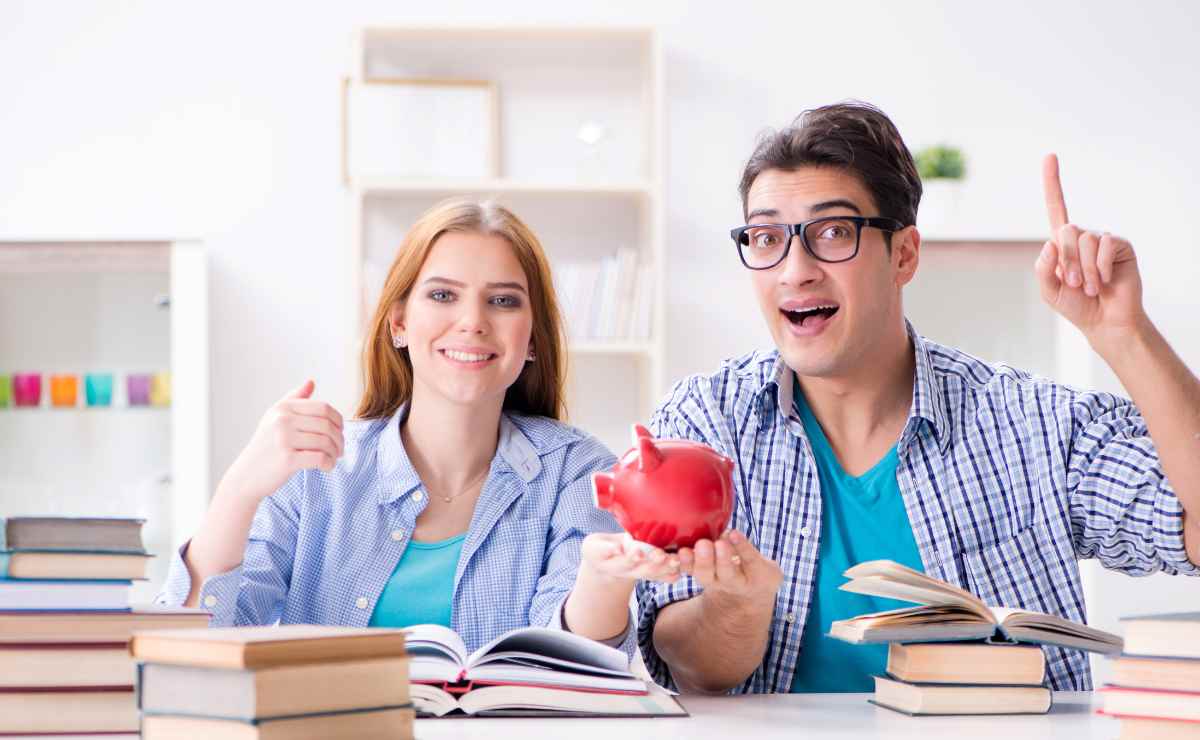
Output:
(753, 319), (951, 454)
(375, 403), (544, 505)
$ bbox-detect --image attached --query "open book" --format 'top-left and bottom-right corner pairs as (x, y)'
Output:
(828, 560), (1123, 654)
(404, 624), (644, 693)
(411, 682), (686, 718)
(403, 625), (684, 718)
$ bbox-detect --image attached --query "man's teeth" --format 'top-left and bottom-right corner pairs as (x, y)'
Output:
(444, 350), (492, 362)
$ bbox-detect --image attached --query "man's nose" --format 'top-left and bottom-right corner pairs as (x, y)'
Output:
(777, 234), (824, 287)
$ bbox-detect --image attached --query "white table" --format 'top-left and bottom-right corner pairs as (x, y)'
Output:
(414, 692), (1118, 740)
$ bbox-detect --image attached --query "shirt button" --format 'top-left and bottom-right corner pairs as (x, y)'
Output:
(800, 525), (811, 537)
(390, 529), (404, 541)
(355, 596), (369, 609)
(786, 612), (796, 624)
(412, 491), (424, 503)
(203, 595), (217, 608)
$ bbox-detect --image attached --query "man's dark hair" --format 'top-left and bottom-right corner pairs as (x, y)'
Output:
(737, 101), (923, 237)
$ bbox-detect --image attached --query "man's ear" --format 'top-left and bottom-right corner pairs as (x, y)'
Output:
(893, 226), (921, 288)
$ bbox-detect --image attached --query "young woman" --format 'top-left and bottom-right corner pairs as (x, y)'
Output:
(156, 199), (677, 653)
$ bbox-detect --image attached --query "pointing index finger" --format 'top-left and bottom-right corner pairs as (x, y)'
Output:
(1042, 153), (1069, 234)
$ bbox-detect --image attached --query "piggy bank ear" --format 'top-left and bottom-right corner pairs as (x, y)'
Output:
(637, 437), (663, 473)
(631, 424), (653, 447)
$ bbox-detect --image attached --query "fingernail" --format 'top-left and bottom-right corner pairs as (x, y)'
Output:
(1068, 269), (1081, 287)
(728, 530), (744, 544)
(1085, 282), (1097, 296)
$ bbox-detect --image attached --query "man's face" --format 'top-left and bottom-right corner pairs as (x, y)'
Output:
(744, 166), (917, 380)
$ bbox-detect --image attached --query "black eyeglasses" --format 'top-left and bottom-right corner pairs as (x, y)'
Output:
(729, 216), (906, 269)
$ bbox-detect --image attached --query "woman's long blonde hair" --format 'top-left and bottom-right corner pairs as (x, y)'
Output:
(356, 198), (566, 421)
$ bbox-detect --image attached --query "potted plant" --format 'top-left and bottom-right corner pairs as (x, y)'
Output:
(914, 145), (966, 237)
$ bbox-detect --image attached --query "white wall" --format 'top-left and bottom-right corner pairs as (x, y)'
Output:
(3, 0), (1198, 668)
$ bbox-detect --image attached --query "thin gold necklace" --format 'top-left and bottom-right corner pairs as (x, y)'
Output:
(432, 466), (490, 504)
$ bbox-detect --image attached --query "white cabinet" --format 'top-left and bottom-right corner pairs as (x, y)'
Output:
(0, 241), (209, 601)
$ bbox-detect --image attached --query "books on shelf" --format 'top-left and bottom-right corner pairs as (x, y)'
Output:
(403, 624), (684, 718)
(134, 625), (414, 740)
(556, 250), (654, 343)
(1101, 612), (1200, 737)
(885, 641), (1046, 685)
(871, 675), (1052, 716)
(829, 559), (1123, 653)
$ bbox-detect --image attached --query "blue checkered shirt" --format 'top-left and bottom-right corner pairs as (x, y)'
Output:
(636, 324), (1198, 692)
(157, 407), (633, 656)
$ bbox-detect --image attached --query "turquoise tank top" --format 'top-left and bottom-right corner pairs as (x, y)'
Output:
(368, 533), (466, 629)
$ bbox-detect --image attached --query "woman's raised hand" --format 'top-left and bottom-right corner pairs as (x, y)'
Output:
(224, 380), (345, 504)
(580, 532), (681, 584)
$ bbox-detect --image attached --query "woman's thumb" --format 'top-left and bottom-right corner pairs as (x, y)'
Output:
(286, 379), (315, 400)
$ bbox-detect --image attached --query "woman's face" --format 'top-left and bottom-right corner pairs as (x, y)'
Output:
(392, 231), (534, 411)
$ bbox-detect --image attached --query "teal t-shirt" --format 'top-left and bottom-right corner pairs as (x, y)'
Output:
(789, 384), (926, 693)
(368, 533), (466, 629)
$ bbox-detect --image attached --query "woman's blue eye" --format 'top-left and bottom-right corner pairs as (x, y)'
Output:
(491, 294), (521, 308)
(429, 289), (454, 302)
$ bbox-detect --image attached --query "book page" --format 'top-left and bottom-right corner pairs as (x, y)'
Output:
(839, 576), (993, 621)
(467, 626), (629, 674)
(403, 624), (469, 681)
(842, 561), (990, 614)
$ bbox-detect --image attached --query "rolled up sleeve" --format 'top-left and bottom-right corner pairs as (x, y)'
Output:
(153, 472), (306, 626)
(1065, 391), (1199, 576)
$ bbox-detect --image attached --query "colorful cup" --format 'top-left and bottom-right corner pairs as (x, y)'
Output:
(0, 375), (10, 407)
(126, 374), (151, 406)
(150, 371), (171, 407)
(50, 375), (79, 407)
(13, 373), (42, 407)
(85, 373), (114, 407)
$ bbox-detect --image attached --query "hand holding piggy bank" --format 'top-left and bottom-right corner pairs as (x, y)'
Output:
(593, 424), (736, 550)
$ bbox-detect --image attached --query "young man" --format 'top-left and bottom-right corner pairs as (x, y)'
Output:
(636, 102), (1200, 693)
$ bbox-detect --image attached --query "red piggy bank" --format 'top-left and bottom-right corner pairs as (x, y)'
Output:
(593, 424), (736, 550)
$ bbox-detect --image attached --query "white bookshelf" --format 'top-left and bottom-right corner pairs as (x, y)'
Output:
(0, 240), (209, 602)
(343, 27), (665, 455)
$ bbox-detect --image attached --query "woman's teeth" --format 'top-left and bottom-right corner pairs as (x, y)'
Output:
(443, 349), (493, 362)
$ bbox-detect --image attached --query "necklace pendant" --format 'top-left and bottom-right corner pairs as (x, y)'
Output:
(443, 496), (452, 503)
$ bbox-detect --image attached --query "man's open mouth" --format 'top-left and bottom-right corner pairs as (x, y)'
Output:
(782, 304), (840, 328)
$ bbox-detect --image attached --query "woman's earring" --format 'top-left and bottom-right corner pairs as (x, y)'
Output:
(392, 334), (407, 349)
(526, 348), (536, 362)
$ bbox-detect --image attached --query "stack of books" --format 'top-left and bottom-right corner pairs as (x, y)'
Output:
(1100, 612), (1200, 739)
(403, 624), (686, 717)
(132, 625), (417, 738)
(830, 560), (1123, 716)
(0, 516), (209, 736)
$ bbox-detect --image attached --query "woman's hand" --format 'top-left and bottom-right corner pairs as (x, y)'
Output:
(580, 532), (681, 584)
(221, 380), (345, 505)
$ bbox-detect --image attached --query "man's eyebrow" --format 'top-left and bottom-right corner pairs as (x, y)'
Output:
(810, 199), (863, 215)
(746, 208), (779, 221)
(421, 276), (527, 294)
